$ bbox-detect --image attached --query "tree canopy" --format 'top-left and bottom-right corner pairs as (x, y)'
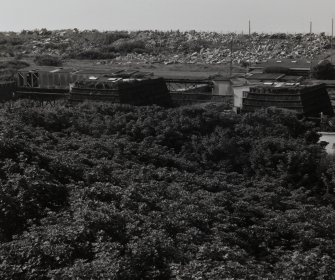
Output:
(0, 101), (334, 279)
(312, 60), (335, 80)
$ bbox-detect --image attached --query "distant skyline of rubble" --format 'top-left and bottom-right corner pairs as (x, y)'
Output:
(1, 0), (335, 34)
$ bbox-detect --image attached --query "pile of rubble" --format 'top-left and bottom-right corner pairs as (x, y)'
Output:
(0, 30), (331, 65)
(107, 32), (331, 65)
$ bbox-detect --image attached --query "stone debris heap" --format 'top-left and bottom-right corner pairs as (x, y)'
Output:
(0, 30), (331, 65)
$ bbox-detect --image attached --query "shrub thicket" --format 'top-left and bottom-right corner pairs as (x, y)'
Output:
(312, 60), (335, 80)
(0, 102), (334, 279)
(34, 55), (63, 66)
(112, 39), (147, 53)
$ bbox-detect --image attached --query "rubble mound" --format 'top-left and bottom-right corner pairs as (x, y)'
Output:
(0, 30), (331, 65)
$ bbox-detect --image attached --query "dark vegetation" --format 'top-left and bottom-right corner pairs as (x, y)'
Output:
(312, 60), (335, 80)
(0, 60), (29, 70)
(68, 38), (147, 59)
(0, 101), (335, 279)
(0, 59), (30, 81)
(34, 55), (63, 67)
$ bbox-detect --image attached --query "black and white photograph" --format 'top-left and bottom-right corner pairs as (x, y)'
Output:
(1, 0), (335, 279)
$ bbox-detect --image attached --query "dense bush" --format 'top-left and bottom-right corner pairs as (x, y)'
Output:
(312, 60), (335, 80)
(0, 60), (29, 70)
(102, 31), (130, 45)
(112, 39), (147, 54)
(0, 60), (29, 80)
(2, 36), (24, 46)
(0, 102), (334, 279)
(34, 55), (63, 67)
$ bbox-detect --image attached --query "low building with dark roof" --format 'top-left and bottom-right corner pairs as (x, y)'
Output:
(70, 76), (172, 107)
(246, 72), (304, 83)
(249, 59), (314, 78)
(242, 83), (333, 116)
(16, 66), (155, 90)
(15, 66), (172, 106)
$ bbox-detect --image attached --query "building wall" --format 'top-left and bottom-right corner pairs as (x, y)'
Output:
(233, 86), (250, 108)
(212, 80), (234, 96)
(17, 70), (73, 89)
(241, 84), (333, 116)
(300, 86), (334, 116)
(319, 132), (335, 155)
(70, 78), (172, 107)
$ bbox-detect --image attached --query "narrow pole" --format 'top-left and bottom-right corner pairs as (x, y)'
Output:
(230, 39), (233, 77)
(331, 18), (334, 63)
(309, 20), (312, 79)
(249, 20), (251, 36)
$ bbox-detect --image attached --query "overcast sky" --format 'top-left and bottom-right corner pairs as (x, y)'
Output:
(1, 0), (334, 34)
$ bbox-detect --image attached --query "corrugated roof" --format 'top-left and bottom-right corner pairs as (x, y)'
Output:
(18, 67), (154, 78)
(252, 58), (316, 69)
(247, 73), (285, 80)
(254, 82), (326, 89)
(76, 76), (157, 83)
(280, 75), (303, 82)
(19, 66), (74, 73)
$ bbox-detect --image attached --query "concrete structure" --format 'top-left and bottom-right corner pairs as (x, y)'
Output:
(15, 67), (171, 105)
(234, 85), (251, 109)
(17, 67), (74, 89)
(212, 76), (262, 110)
(164, 78), (212, 94)
(249, 59), (315, 78)
(246, 72), (304, 83)
(212, 79), (234, 96)
(310, 80), (335, 110)
(16, 67), (155, 89)
(319, 132), (335, 155)
(242, 83), (333, 116)
(70, 76), (172, 107)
